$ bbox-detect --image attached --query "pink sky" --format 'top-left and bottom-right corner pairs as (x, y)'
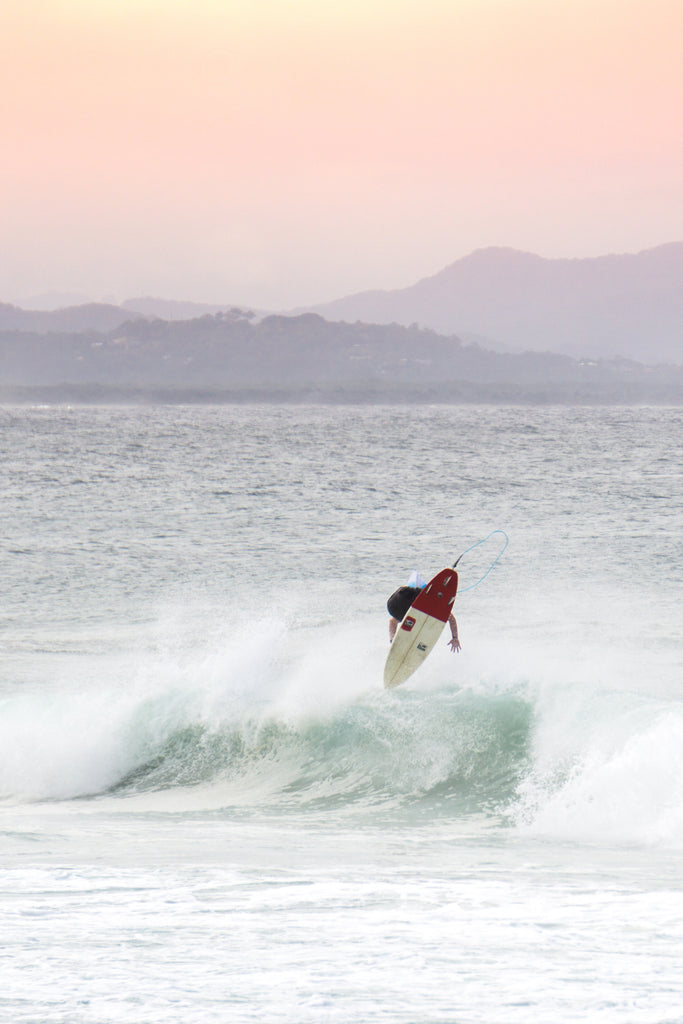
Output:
(2, 0), (682, 308)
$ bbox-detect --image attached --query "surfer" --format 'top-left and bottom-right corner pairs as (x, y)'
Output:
(387, 572), (461, 651)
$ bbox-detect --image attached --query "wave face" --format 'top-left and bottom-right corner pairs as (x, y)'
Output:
(108, 690), (532, 817)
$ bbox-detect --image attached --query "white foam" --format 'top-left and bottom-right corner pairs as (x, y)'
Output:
(513, 676), (683, 847)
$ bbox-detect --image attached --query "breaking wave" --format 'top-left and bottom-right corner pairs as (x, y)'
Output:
(2, 609), (682, 846)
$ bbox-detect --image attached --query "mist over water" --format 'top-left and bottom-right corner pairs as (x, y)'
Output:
(2, 404), (682, 1022)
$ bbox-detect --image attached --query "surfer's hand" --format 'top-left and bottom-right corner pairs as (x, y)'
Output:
(447, 636), (461, 653)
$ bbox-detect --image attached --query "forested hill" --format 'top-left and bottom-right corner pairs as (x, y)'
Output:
(1, 311), (682, 404)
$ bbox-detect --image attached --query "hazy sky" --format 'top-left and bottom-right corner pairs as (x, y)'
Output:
(2, 0), (682, 309)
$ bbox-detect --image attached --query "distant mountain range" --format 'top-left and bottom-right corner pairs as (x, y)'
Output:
(5, 243), (682, 366)
(0, 301), (139, 334)
(0, 298), (248, 333)
(1, 243), (681, 402)
(122, 297), (254, 321)
(302, 243), (683, 364)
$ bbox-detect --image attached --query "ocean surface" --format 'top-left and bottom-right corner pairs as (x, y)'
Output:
(1, 403), (682, 1023)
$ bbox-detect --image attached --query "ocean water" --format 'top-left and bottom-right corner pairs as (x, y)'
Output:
(1, 403), (682, 1024)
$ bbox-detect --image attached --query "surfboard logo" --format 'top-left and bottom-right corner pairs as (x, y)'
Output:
(417, 642), (427, 651)
(402, 616), (416, 632)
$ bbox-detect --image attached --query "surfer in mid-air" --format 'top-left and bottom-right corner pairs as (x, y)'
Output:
(386, 571), (461, 651)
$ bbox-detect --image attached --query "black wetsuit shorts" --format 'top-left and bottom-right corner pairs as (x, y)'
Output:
(387, 586), (422, 622)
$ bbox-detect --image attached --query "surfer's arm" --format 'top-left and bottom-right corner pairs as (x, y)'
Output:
(447, 614), (461, 652)
(389, 617), (399, 643)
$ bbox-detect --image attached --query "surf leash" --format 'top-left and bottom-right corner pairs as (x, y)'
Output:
(452, 529), (509, 593)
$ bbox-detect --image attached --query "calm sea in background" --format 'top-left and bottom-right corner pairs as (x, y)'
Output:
(1, 403), (682, 1023)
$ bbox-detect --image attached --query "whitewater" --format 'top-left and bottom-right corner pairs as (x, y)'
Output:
(1, 403), (682, 1023)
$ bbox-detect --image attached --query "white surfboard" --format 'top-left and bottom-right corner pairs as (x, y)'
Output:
(383, 568), (459, 688)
